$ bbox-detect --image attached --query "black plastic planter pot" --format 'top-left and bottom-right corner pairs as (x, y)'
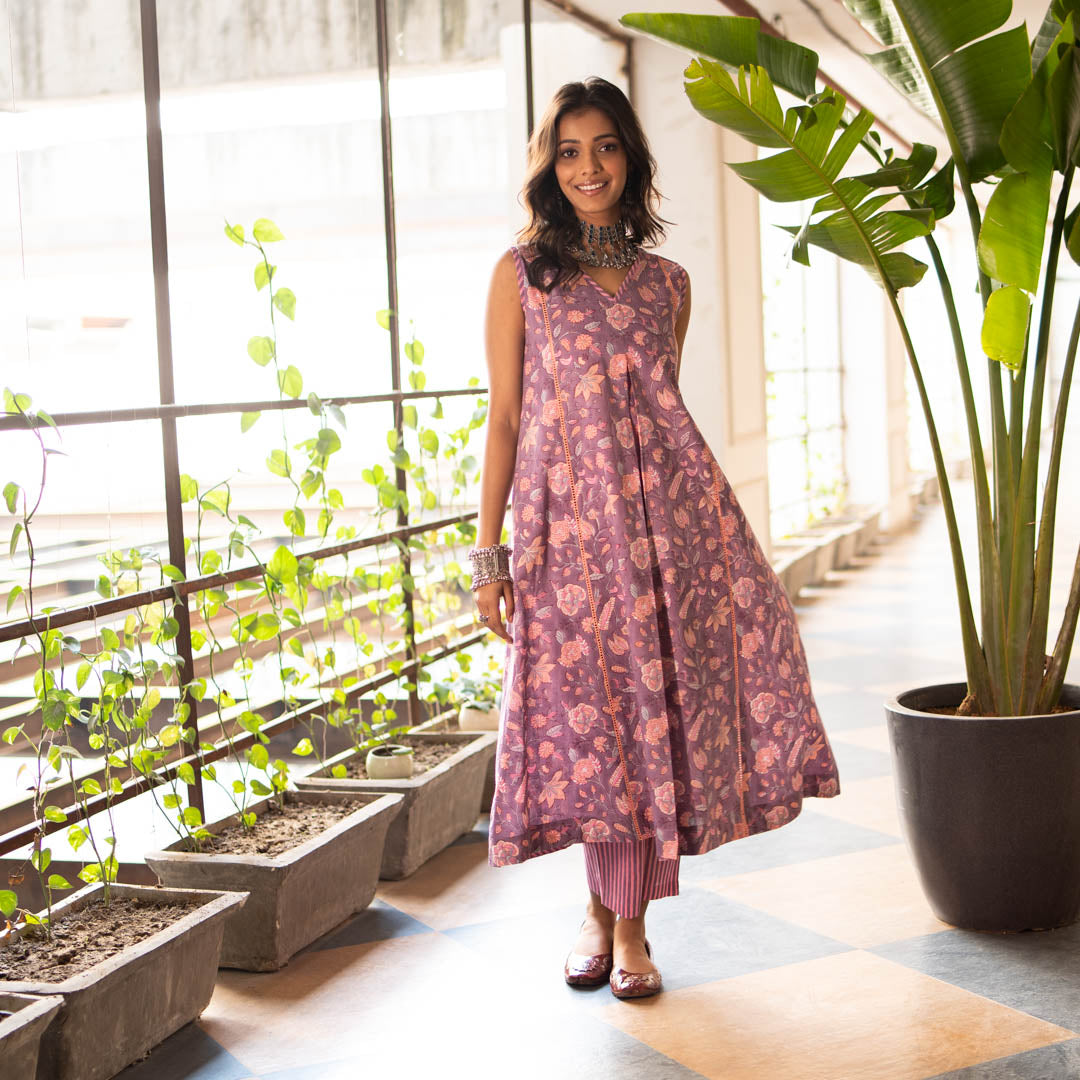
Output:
(886, 682), (1080, 932)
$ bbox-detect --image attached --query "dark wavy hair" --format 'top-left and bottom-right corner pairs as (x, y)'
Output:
(518, 77), (667, 291)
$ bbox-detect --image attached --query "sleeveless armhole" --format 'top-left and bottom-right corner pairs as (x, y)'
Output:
(672, 263), (689, 315)
(508, 245), (531, 310)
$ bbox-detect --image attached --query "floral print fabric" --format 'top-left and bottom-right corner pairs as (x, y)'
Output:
(488, 245), (840, 868)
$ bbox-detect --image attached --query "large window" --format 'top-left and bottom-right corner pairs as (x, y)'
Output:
(760, 197), (847, 540)
(0, 0), (627, 857)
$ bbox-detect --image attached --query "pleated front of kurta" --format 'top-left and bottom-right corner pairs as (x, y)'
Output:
(488, 244), (840, 868)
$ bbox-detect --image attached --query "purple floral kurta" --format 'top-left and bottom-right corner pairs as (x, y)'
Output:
(488, 244), (840, 868)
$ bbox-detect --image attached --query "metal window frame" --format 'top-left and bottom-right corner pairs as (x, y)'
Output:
(0, 0), (520, 857)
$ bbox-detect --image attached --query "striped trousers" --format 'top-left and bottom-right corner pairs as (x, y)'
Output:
(583, 838), (681, 918)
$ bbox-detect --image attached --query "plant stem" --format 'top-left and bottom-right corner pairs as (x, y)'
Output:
(885, 289), (994, 708)
(924, 235), (1005, 710)
(1006, 165), (1074, 711)
(1029, 293), (1080, 710)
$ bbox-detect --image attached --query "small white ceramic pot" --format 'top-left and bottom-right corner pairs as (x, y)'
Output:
(458, 703), (499, 731)
(365, 744), (415, 779)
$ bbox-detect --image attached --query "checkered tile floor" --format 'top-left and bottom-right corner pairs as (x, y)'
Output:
(120, 496), (1080, 1080)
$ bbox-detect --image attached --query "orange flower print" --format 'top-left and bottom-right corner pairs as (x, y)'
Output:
(538, 740), (555, 758)
(541, 398), (560, 425)
(657, 386), (678, 410)
(765, 805), (790, 828)
(572, 755), (600, 782)
(520, 504), (535, 523)
(559, 637), (588, 666)
(545, 828), (561, 844)
(491, 840), (520, 862)
(640, 658), (664, 692)
(525, 286), (543, 309)
(556, 583), (587, 617)
(655, 780), (676, 815)
(644, 714), (668, 744)
(609, 352), (629, 377)
(741, 628), (764, 658)
(607, 303), (635, 330)
(567, 308), (586, 323)
(538, 772), (569, 807)
(517, 537), (545, 572)
(575, 364), (605, 400)
(633, 592), (656, 621)
(750, 691), (777, 725)
(629, 536), (651, 569)
(818, 778), (840, 797)
(574, 333), (593, 350)
(568, 702), (598, 734)
(548, 462), (570, 495)
(637, 415), (654, 443)
(582, 818), (611, 841)
(755, 744), (779, 771)
(550, 518), (573, 544)
(615, 417), (635, 449)
(621, 473), (639, 498)
(732, 576), (755, 608)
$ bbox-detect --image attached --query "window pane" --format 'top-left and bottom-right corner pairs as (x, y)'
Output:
(156, 2), (391, 406)
(761, 195), (847, 539)
(387, 0), (524, 400)
(0, 1), (157, 413)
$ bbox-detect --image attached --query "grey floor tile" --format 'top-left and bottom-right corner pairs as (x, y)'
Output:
(872, 923), (1080, 1032)
(302, 898), (434, 952)
(808, 651), (964, 690)
(116, 1023), (253, 1080)
(257, 1007), (708, 1079)
(928, 1037), (1080, 1079)
(827, 738), (894, 780)
(444, 886), (850, 998)
(678, 809), (900, 882)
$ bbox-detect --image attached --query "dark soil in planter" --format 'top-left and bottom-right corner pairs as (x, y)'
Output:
(342, 740), (462, 779)
(925, 703), (1075, 716)
(0, 894), (201, 983)
(195, 797), (367, 858)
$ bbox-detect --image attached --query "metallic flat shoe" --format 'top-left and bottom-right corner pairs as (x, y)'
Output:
(564, 949), (614, 986)
(610, 937), (662, 999)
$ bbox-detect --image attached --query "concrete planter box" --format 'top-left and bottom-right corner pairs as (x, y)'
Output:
(0, 883), (244, 1080)
(0, 993), (63, 1080)
(295, 731), (497, 879)
(145, 789), (403, 972)
(411, 712), (498, 812)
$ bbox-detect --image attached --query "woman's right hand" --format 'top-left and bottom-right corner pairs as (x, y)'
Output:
(475, 580), (515, 642)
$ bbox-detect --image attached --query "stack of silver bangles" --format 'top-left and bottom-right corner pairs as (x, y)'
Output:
(468, 543), (512, 591)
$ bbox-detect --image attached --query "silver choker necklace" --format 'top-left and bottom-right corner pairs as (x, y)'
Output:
(568, 218), (639, 269)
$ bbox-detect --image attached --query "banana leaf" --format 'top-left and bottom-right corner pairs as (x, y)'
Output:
(619, 13), (817, 99)
(683, 59), (930, 290)
(843, 0), (1032, 183)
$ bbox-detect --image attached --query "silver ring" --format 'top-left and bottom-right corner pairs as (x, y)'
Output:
(478, 613), (490, 622)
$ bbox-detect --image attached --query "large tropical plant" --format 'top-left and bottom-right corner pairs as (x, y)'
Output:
(622, 0), (1080, 716)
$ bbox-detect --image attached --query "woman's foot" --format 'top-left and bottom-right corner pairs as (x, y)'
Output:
(610, 916), (661, 999)
(564, 902), (615, 986)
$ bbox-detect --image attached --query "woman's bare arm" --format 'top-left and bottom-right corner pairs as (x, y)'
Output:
(474, 251), (525, 642)
(674, 272), (692, 385)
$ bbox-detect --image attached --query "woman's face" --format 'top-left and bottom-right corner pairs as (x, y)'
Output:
(553, 106), (628, 226)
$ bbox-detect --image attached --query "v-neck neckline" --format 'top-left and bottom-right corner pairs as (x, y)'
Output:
(577, 250), (643, 303)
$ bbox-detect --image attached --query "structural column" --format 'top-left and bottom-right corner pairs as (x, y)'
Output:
(632, 39), (773, 555)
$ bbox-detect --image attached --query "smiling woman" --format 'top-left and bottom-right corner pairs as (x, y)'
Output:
(470, 76), (842, 1003)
